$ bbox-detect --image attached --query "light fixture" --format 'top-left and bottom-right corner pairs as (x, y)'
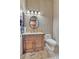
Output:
(31, 10), (33, 14)
(27, 10), (30, 14)
(38, 12), (40, 15)
(35, 11), (37, 15)
(26, 10), (40, 15)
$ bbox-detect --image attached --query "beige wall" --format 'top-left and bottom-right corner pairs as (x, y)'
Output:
(53, 0), (59, 44)
(25, 0), (53, 37)
(20, 0), (59, 44)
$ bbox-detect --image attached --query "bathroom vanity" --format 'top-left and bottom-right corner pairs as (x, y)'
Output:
(22, 33), (45, 54)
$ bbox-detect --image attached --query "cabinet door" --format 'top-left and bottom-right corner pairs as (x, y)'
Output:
(23, 36), (34, 53)
(26, 41), (33, 49)
(35, 35), (45, 51)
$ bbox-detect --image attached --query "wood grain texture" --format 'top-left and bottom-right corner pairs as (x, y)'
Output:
(22, 34), (45, 54)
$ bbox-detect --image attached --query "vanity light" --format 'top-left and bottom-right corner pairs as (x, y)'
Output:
(27, 10), (30, 14)
(38, 12), (40, 15)
(31, 10), (33, 14)
(35, 11), (37, 15)
(26, 10), (40, 15)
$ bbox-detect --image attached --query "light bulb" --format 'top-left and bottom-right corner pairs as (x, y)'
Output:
(31, 11), (33, 14)
(27, 10), (30, 14)
(38, 12), (40, 15)
(35, 11), (37, 15)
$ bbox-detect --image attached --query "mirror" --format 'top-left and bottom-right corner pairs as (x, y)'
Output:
(29, 16), (39, 29)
